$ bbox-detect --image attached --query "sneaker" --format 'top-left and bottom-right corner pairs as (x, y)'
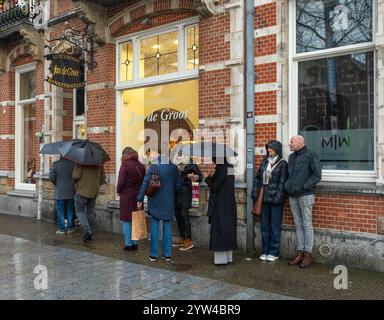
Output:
(132, 244), (138, 251)
(259, 254), (268, 261)
(148, 256), (157, 262)
(66, 228), (75, 234)
(82, 232), (92, 242)
(56, 230), (65, 235)
(172, 238), (185, 247)
(162, 256), (172, 262)
(266, 254), (279, 262)
(123, 245), (133, 251)
(179, 239), (194, 251)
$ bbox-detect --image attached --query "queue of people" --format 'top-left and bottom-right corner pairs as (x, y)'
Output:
(49, 134), (321, 268)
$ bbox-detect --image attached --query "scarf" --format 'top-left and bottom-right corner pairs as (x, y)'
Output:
(263, 155), (280, 185)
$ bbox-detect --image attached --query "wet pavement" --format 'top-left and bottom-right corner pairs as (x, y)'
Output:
(0, 213), (383, 300)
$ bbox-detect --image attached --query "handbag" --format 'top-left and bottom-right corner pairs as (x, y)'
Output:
(131, 209), (147, 241)
(145, 165), (161, 197)
(252, 186), (264, 216)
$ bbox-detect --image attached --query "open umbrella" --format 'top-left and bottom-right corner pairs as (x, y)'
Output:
(57, 139), (110, 166)
(39, 139), (82, 155)
(171, 142), (237, 160)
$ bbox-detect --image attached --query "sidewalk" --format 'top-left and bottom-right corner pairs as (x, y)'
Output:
(0, 213), (383, 300)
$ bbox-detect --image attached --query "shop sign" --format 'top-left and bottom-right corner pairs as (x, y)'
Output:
(46, 54), (85, 89)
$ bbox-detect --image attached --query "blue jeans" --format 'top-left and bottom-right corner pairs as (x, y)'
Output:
(289, 195), (315, 253)
(149, 217), (171, 258)
(56, 199), (74, 231)
(122, 221), (138, 246)
(260, 203), (283, 256)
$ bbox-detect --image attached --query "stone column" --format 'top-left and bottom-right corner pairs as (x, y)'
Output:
(377, 0), (384, 185)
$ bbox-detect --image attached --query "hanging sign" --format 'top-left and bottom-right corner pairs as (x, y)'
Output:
(46, 54), (85, 89)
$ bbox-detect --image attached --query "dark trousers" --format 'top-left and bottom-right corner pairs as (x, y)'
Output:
(174, 207), (191, 239)
(260, 203), (283, 256)
(74, 194), (96, 235)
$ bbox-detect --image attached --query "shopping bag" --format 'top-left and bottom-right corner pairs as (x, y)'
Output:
(252, 186), (264, 216)
(131, 210), (147, 240)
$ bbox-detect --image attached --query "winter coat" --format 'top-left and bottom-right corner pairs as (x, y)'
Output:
(251, 141), (288, 205)
(117, 158), (146, 221)
(284, 145), (322, 197)
(72, 164), (106, 199)
(49, 158), (76, 200)
(137, 158), (181, 221)
(175, 163), (202, 209)
(205, 163), (238, 252)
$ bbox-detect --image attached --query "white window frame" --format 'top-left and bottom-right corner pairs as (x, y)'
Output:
(15, 62), (37, 191)
(289, 0), (377, 183)
(115, 17), (199, 90)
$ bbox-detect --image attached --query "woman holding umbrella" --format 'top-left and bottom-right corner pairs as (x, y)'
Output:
(117, 147), (146, 251)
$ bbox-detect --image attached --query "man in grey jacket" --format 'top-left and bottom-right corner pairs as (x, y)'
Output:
(284, 135), (321, 268)
(49, 156), (76, 234)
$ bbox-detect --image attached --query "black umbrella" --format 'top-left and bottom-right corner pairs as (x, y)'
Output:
(57, 139), (110, 166)
(171, 142), (237, 160)
(39, 139), (82, 155)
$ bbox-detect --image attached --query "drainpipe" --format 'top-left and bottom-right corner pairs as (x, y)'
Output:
(245, 0), (255, 252)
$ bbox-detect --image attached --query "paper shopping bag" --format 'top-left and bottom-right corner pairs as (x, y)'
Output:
(131, 210), (147, 241)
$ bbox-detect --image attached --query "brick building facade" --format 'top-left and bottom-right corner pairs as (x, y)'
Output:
(0, 0), (383, 272)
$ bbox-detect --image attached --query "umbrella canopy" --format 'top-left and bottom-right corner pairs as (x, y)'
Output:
(171, 142), (238, 160)
(39, 139), (82, 155)
(57, 140), (110, 166)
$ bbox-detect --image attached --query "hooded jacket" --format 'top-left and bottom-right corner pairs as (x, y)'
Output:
(251, 140), (288, 205)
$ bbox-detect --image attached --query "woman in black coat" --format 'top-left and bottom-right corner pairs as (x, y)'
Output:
(252, 140), (287, 262)
(205, 157), (237, 265)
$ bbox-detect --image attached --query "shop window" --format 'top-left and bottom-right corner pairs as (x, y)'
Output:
(140, 31), (178, 78)
(22, 103), (37, 184)
(186, 25), (199, 71)
(292, 0), (375, 178)
(117, 21), (198, 85)
(296, 0), (372, 53)
(15, 63), (37, 190)
(120, 80), (198, 162)
(298, 52), (374, 170)
(120, 41), (133, 82)
(19, 70), (35, 100)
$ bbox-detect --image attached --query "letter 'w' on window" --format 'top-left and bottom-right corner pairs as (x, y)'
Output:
(34, 265), (48, 290)
(333, 265), (348, 290)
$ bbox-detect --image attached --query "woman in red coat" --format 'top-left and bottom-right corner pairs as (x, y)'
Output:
(117, 147), (146, 251)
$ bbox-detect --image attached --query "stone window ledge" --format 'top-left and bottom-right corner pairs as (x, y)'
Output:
(317, 182), (384, 196)
(7, 190), (36, 198)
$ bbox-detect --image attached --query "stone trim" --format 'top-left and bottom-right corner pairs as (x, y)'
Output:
(1, 101), (15, 107)
(107, 0), (204, 36)
(0, 135), (15, 140)
(87, 126), (115, 134)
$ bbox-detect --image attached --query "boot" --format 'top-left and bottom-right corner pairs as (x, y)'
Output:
(172, 238), (185, 247)
(299, 252), (313, 268)
(179, 238), (194, 251)
(288, 250), (304, 266)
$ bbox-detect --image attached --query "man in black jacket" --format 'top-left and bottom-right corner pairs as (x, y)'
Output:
(284, 135), (321, 268)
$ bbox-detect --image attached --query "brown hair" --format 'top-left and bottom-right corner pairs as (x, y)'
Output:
(121, 146), (138, 162)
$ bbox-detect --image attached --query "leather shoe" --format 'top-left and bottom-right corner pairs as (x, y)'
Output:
(299, 252), (313, 268)
(288, 250), (304, 266)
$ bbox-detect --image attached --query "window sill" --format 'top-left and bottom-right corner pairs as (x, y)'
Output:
(7, 189), (36, 198)
(317, 182), (384, 196)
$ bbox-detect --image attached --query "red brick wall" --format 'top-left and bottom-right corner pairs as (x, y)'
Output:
(199, 69), (231, 118)
(283, 194), (384, 234)
(255, 3), (277, 29)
